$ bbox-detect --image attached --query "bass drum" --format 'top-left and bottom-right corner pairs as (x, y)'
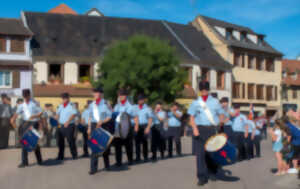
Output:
(205, 133), (237, 166)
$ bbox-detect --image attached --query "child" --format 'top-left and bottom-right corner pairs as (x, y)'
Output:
(269, 120), (285, 175)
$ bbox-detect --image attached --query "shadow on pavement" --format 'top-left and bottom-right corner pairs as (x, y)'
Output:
(216, 168), (240, 182)
(42, 159), (64, 166)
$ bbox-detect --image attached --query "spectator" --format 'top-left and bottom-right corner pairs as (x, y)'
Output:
(0, 94), (13, 149)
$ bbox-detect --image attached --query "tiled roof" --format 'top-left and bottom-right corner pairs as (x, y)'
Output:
(199, 15), (283, 56)
(24, 12), (232, 70)
(0, 18), (33, 36)
(48, 3), (77, 15)
(282, 59), (300, 86)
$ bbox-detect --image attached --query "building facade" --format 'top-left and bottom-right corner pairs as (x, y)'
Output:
(0, 18), (33, 104)
(20, 4), (233, 109)
(282, 59), (300, 112)
(192, 15), (283, 116)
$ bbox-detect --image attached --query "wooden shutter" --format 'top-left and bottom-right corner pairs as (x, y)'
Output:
(11, 37), (25, 53)
(0, 36), (6, 52)
(12, 71), (20, 88)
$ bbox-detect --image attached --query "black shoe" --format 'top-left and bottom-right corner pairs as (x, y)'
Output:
(135, 159), (141, 163)
(151, 157), (158, 162)
(197, 179), (208, 186)
(104, 167), (111, 171)
(56, 157), (64, 161)
(37, 161), (43, 166)
(72, 156), (78, 160)
(116, 163), (122, 167)
(128, 161), (134, 166)
(18, 163), (28, 168)
(144, 158), (149, 163)
(208, 174), (217, 182)
(89, 171), (96, 175)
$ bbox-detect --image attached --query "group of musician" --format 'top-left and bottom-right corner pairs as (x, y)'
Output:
(8, 80), (269, 187)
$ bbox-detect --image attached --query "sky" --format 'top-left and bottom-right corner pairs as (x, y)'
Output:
(1, 0), (300, 58)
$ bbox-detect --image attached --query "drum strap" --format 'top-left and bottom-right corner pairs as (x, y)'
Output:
(23, 102), (31, 120)
(93, 103), (100, 122)
(198, 99), (217, 126)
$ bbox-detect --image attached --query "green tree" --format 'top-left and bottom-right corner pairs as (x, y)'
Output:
(95, 35), (187, 104)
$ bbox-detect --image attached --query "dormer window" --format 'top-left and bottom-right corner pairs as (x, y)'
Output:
(257, 35), (265, 46)
(240, 31), (247, 42)
(282, 71), (287, 78)
(225, 28), (233, 40)
(292, 72), (298, 80)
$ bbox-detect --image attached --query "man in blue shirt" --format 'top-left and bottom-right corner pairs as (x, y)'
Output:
(254, 117), (262, 157)
(113, 88), (138, 166)
(87, 87), (113, 175)
(231, 105), (249, 161)
(220, 97), (235, 143)
(188, 81), (224, 186)
(11, 89), (43, 168)
(134, 94), (153, 162)
(80, 101), (92, 158)
(56, 93), (78, 160)
(167, 102), (183, 158)
(151, 101), (167, 160)
(246, 118), (255, 160)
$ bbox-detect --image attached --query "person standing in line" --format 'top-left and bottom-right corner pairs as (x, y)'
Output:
(254, 116), (262, 158)
(167, 102), (183, 158)
(80, 101), (92, 158)
(231, 105), (249, 161)
(220, 97), (235, 143)
(246, 117), (255, 160)
(13, 98), (24, 147)
(0, 94), (13, 149)
(55, 93), (78, 161)
(134, 94), (153, 162)
(10, 89), (43, 167)
(151, 101), (167, 160)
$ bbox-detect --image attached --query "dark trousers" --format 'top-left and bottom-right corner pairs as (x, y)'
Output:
(78, 126), (89, 155)
(261, 125), (267, 140)
(234, 132), (247, 161)
(135, 125), (149, 161)
(57, 124), (77, 159)
(151, 126), (166, 159)
(167, 127), (182, 157)
(114, 128), (133, 166)
(253, 135), (261, 157)
(194, 126), (218, 181)
(19, 121), (42, 165)
(90, 124), (111, 173)
(0, 118), (10, 149)
(223, 126), (234, 144)
(245, 134), (254, 159)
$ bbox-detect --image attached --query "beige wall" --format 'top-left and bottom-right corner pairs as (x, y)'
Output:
(35, 97), (93, 111)
(283, 88), (300, 110)
(193, 16), (282, 113)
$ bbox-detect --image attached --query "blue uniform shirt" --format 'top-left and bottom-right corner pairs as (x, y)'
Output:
(255, 120), (262, 136)
(89, 100), (112, 123)
(135, 104), (152, 125)
(56, 103), (77, 125)
(286, 122), (300, 146)
(81, 108), (90, 125)
(223, 107), (234, 126)
(153, 110), (166, 125)
(16, 99), (42, 122)
(232, 114), (248, 132)
(114, 100), (137, 126)
(187, 96), (224, 126)
(167, 110), (182, 127)
(246, 120), (256, 133)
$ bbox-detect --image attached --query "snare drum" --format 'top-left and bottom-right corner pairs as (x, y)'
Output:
(113, 112), (131, 139)
(21, 128), (41, 152)
(88, 127), (114, 155)
(205, 133), (237, 166)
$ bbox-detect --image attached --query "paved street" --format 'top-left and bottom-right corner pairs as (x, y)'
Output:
(0, 137), (298, 189)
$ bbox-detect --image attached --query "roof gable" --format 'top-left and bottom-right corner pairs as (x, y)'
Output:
(0, 18), (33, 36)
(48, 3), (78, 15)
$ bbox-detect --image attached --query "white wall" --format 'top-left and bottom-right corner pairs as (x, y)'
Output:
(34, 61), (48, 84)
(192, 65), (201, 91)
(0, 38), (32, 61)
(214, 26), (225, 37)
(64, 62), (78, 84)
(247, 34), (258, 44)
(209, 69), (217, 90)
(94, 62), (99, 80)
(233, 30), (240, 40)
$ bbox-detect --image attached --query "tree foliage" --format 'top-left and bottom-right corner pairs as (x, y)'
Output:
(95, 35), (187, 104)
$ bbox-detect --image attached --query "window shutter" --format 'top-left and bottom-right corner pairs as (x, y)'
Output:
(12, 71), (20, 88)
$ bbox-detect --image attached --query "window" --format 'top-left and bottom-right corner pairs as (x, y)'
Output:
(79, 64), (92, 83)
(0, 71), (12, 88)
(234, 52), (245, 67)
(258, 36), (264, 46)
(256, 85), (264, 100)
(266, 86), (274, 101)
(233, 82), (241, 99)
(48, 63), (63, 84)
(248, 84), (255, 99)
(293, 90), (298, 99)
(0, 36), (6, 52)
(275, 86), (278, 101)
(282, 71), (287, 78)
(225, 29), (232, 40)
(240, 32), (247, 42)
(242, 83), (246, 99)
(248, 55), (255, 69)
(266, 58), (275, 72)
(217, 71), (225, 89)
(11, 37), (25, 53)
(256, 57), (264, 70)
(291, 72), (298, 80)
(201, 68), (210, 81)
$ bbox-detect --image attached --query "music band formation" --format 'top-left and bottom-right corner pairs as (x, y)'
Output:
(10, 80), (267, 186)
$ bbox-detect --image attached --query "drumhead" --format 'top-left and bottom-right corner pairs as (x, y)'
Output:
(205, 134), (227, 152)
